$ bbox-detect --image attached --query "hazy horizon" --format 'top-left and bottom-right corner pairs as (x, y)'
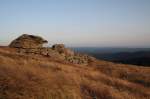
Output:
(0, 0), (150, 47)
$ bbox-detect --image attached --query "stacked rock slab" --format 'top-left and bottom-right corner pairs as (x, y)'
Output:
(9, 34), (95, 65)
(9, 34), (48, 48)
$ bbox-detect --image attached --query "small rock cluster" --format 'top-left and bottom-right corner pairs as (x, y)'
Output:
(9, 34), (95, 64)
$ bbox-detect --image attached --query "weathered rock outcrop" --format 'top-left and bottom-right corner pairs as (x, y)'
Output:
(9, 34), (48, 48)
(9, 34), (96, 65)
(52, 44), (74, 56)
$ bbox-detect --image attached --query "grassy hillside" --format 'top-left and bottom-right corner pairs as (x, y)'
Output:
(0, 47), (150, 99)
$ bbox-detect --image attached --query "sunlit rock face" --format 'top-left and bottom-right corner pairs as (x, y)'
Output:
(9, 34), (48, 48)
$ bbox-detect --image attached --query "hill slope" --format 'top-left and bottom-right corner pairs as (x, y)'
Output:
(0, 47), (150, 99)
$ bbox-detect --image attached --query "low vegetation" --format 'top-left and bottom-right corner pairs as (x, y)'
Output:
(0, 47), (150, 99)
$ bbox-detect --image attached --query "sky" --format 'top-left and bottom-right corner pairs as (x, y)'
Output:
(0, 0), (150, 47)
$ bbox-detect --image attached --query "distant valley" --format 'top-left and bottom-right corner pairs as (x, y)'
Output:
(72, 47), (150, 66)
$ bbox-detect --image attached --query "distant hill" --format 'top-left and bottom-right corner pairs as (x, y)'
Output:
(72, 47), (150, 54)
(72, 47), (150, 67)
(90, 51), (150, 67)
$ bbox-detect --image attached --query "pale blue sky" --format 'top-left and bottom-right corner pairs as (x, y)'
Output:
(0, 0), (150, 47)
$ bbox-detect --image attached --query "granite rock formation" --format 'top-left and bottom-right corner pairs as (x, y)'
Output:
(9, 34), (95, 64)
(9, 34), (48, 48)
(52, 44), (74, 56)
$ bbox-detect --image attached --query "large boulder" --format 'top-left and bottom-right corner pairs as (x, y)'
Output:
(9, 34), (48, 48)
(52, 44), (65, 53)
(52, 44), (74, 56)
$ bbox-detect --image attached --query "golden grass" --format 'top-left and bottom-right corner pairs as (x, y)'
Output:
(0, 47), (150, 99)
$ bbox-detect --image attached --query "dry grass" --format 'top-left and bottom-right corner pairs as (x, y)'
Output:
(0, 47), (150, 99)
